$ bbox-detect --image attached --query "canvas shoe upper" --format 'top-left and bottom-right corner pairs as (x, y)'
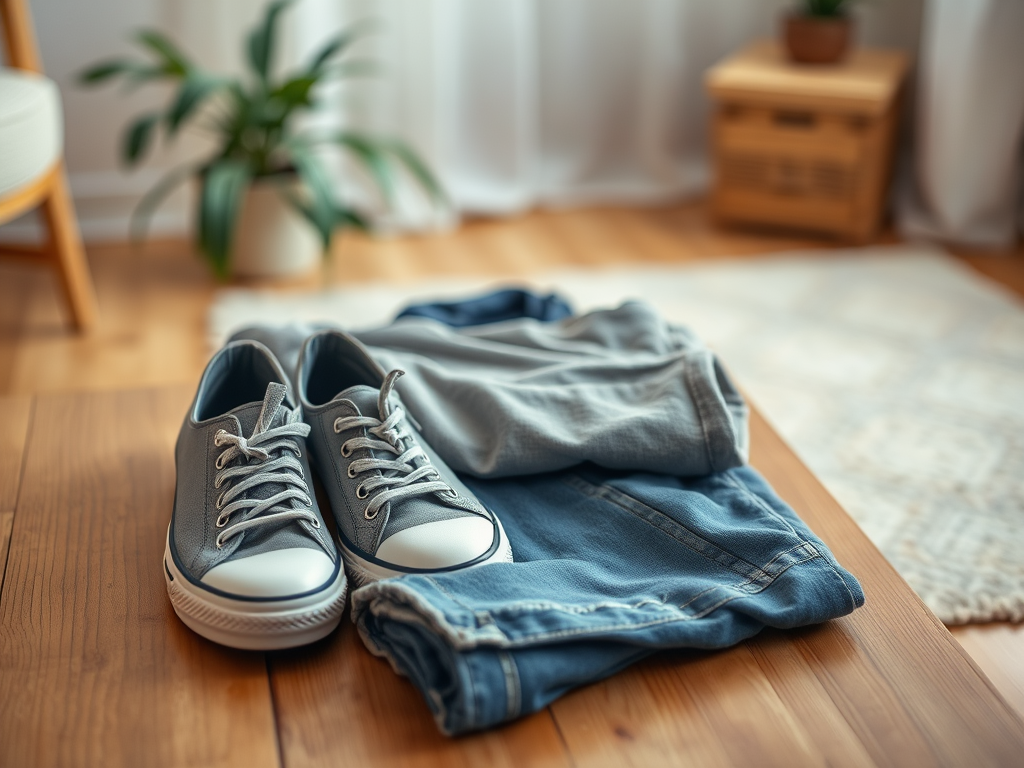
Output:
(164, 340), (347, 650)
(297, 329), (512, 586)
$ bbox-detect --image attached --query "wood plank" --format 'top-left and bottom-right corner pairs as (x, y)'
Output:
(268, 611), (572, 768)
(950, 623), (1024, 718)
(0, 387), (281, 768)
(747, 408), (1024, 765)
(0, 394), (32, 514)
(0, 394), (32, 600)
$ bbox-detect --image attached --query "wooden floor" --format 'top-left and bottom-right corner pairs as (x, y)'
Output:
(2, 199), (1024, 733)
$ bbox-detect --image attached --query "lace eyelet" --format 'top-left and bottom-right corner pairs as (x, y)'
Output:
(215, 536), (225, 549)
(364, 507), (378, 520)
(311, 518), (322, 529)
(356, 484), (369, 500)
(214, 429), (228, 447)
(347, 465), (357, 479)
(215, 453), (227, 470)
(215, 513), (228, 528)
(333, 419), (342, 434)
(295, 448), (302, 458)
(446, 488), (459, 499)
(340, 443), (353, 458)
(215, 491), (225, 510)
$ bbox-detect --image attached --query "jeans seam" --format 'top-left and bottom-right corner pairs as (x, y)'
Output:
(678, 542), (813, 612)
(481, 551), (822, 645)
(684, 353), (718, 474)
(497, 651), (521, 721)
(723, 470), (859, 611)
(425, 576), (477, 613)
(564, 474), (768, 581)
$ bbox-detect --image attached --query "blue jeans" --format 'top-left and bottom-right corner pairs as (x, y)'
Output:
(352, 463), (863, 734)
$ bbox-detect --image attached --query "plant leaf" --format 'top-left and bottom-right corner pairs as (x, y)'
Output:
(379, 138), (447, 204)
(167, 72), (226, 135)
(136, 30), (191, 76)
(121, 112), (161, 166)
(79, 59), (137, 84)
(303, 19), (378, 75)
(336, 207), (371, 233)
(330, 133), (395, 204)
(247, 0), (292, 84)
(129, 163), (199, 243)
(198, 160), (251, 278)
(271, 75), (317, 108)
(286, 140), (336, 251)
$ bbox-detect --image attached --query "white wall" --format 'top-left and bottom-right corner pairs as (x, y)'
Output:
(1, 0), (284, 242)
(2, 0), (922, 244)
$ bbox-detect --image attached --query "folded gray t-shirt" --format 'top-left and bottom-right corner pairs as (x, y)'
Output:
(231, 300), (749, 478)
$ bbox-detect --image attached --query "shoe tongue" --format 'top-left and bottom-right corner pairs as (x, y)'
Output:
(229, 381), (290, 437)
(335, 384), (384, 418)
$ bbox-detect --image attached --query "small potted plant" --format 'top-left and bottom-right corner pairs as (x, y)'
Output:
(80, 0), (444, 279)
(783, 0), (855, 65)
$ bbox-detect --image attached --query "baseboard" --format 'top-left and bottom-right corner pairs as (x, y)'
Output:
(0, 168), (191, 244)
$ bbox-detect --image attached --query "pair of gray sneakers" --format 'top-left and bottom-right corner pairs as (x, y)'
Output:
(164, 331), (512, 650)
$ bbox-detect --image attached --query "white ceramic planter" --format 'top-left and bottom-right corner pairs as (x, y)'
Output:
(231, 178), (321, 278)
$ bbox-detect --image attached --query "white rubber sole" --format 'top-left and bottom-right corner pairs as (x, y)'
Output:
(340, 515), (514, 589)
(163, 531), (348, 650)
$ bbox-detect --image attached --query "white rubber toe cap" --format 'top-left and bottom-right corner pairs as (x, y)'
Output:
(201, 548), (336, 598)
(375, 516), (496, 570)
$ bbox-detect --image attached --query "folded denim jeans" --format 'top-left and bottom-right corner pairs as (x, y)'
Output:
(353, 464), (864, 734)
(230, 292), (862, 734)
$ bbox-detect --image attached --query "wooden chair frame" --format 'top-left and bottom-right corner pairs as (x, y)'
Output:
(1, 0), (98, 331)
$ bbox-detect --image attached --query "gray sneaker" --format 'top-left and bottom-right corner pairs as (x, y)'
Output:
(297, 329), (512, 586)
(164, 340), (347, 649)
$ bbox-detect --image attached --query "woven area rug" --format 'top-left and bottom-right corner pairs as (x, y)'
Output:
(210, 245), (1024, 625)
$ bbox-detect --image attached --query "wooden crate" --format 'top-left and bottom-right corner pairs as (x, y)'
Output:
(705, 41), (908, 242)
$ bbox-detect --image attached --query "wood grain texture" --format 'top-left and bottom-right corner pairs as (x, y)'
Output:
(1, 202), (1023, 762)
(268, 615), (571, 768)
(950, 623), (1024, 719)
(0, 394), (31, 600)
(706, 41), (907, 116)
(0, 394), (32, 514)
(747, 408), (1024, 766)
(0, 387), (281, 768)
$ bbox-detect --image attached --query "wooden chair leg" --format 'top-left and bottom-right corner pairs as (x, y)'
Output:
(38, 165), (98, 332)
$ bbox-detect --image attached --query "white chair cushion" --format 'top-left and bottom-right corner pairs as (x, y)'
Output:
(0, 68), (62, 198)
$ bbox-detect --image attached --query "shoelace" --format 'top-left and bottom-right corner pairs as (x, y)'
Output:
(333, 369), (457, 520)
(212, 402), (320, 549)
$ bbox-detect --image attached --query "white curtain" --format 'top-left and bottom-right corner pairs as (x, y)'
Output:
(898, 0), (1024, 249)
(294, 0), (1024, 250)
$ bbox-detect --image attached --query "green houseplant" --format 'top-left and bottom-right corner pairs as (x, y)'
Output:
(80, 0), (444, 279)
(784, 0), (855, 64)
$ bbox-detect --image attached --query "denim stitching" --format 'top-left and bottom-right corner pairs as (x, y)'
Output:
(724, 470), (859, 611)
(424, 576), (478, 616)
(487, 597), (675, 617)
(497, 651), (521, 720)
(416, 549), (819, 646)
(676, 542), (815, 612)
(564, 474), (767, 581)
(461, 552), (823, 646)
(684, 355), (718, 474)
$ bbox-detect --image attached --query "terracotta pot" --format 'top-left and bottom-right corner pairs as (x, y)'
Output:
(783, 14), (853, 64)
(230, 176), (321, 278)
